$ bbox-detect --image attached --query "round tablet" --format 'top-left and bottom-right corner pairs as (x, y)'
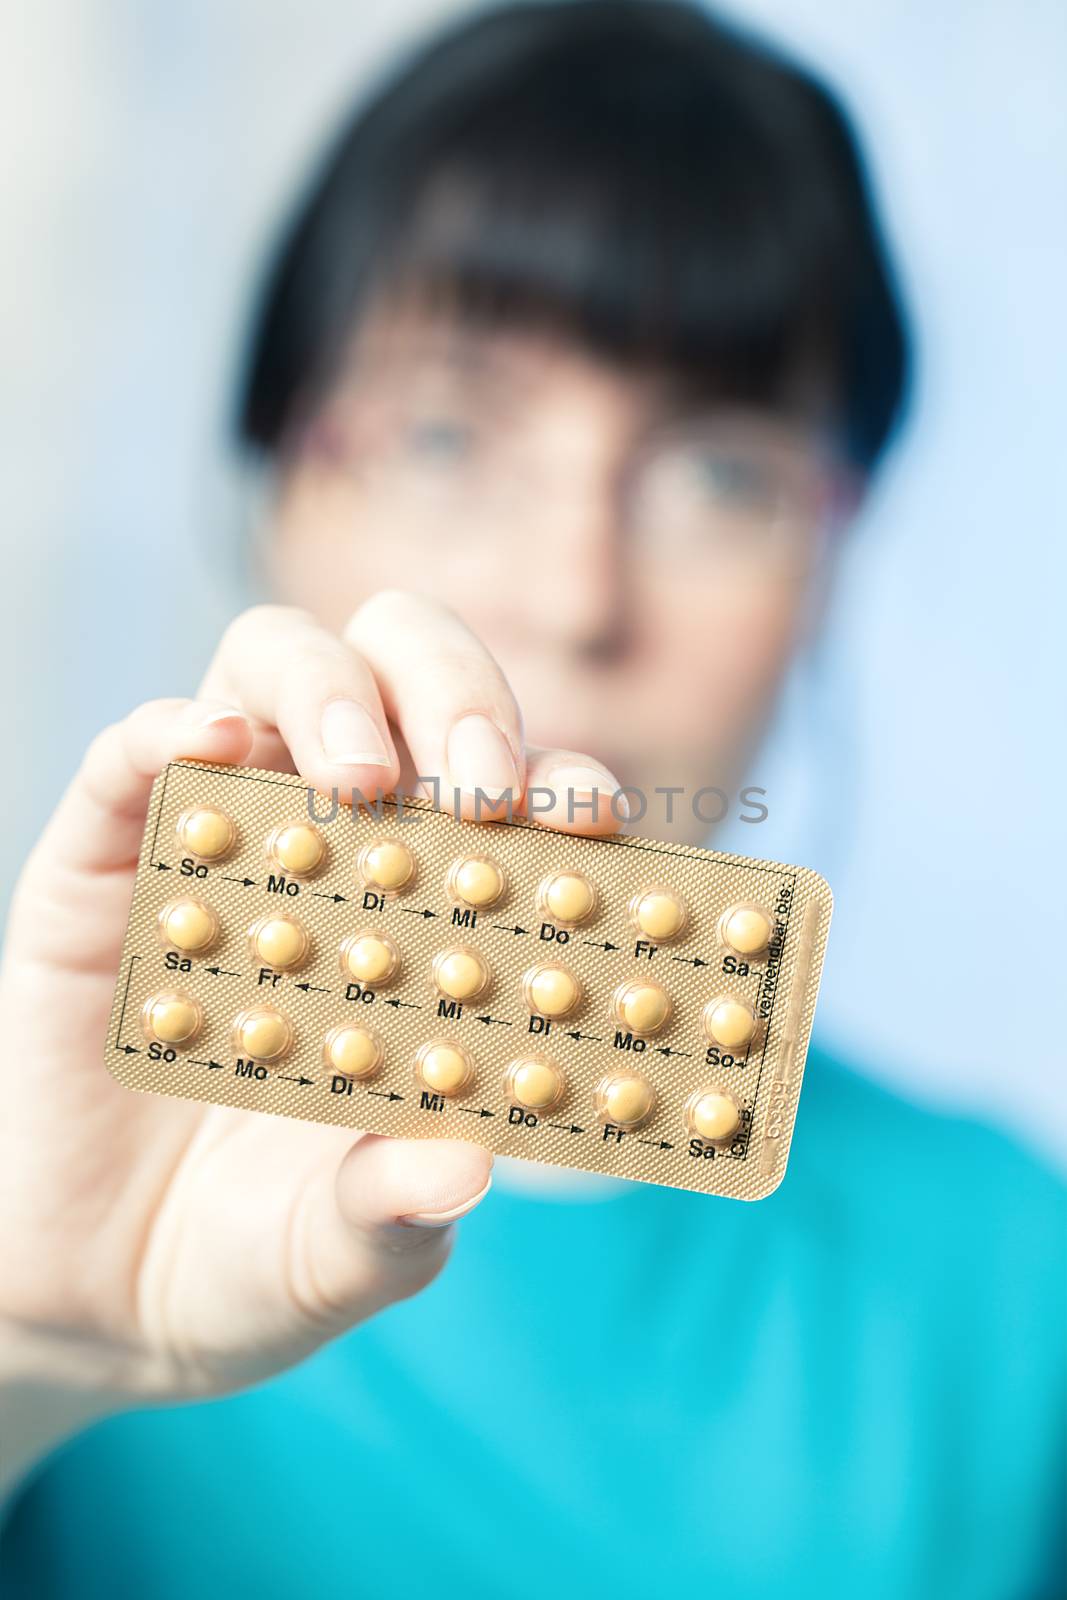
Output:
(340, 931), (400, 986)
(176, 806), (235, 862)
(596, 1072), (655, 1129)
(233, 1007), (292, 1063)
(267, 822), (326, 878)
(433, 947), (490, 1002)
(538, 871), (597, 927)
(630, 887), (689, 942)
(522, 963), (581, 1019)
(324, 1024), (382, 1081)
(687, 1088), (741, 1143)
(249, 915), (309, 971)
(415, 1041), (473, 1097)
(719, 904), (773, 957)
(702, 995), (758, 1051)
(449, 856), (505, 910)
(506, 1057), (565, 1113)
(612, 980), (672, 1036)
(157, 897), (218, 955)
(358, 839), (415, 894)
(142, 991), (202, 1047)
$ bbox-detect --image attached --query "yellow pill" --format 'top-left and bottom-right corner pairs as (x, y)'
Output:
(612, 980), (672, 1036)
(719, 904), (773, 957)
(702, 996), (757, 1051)
(688, 1089), (741, 1143)
(324, 1025), (382, 1081)
(158, 898), (218, 955)
(359, 839), (415, 894)
(450, 856), (505, 909)
(176, 806), (235, 862)
(596, 1072), (655, 1129)
(539, 871), (597, 926)
(268, 822), (326, 877)
(340, 932), (400, 986)
(142, 991), (202, 1047)
(506, 1057), (564, 1113)
(523, 963), (581, 1019)
(249, 915), (309, 971)
(433, 947), (490, 1002)
(233, 1008), (292, 1063)
(630, 887), (688, 942)
(415, 1041), (473, 1096)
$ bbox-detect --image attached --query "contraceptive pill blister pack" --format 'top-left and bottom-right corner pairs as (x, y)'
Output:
(106, 761), (832, 1200)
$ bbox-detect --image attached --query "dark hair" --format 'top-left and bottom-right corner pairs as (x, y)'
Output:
(238, 0), (910, 470)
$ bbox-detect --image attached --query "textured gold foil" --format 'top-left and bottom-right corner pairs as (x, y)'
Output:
(106, 761), (832, 1200)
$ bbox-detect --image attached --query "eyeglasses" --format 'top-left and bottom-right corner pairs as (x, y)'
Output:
(306, 387), (849, 577)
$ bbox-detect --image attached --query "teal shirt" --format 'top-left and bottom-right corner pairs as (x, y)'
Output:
(3, 1048), (1065, 1599)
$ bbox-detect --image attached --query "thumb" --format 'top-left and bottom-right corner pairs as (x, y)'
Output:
(288, 1136), (494, 1331)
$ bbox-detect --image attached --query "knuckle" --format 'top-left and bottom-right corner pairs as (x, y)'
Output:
(436, 658), (509, 711)
(84, 697), (169, 769)
(273, 670), (317, 729)
(126, 696), (185, 727)
(221, 603), (314, 653)
(79, 722), (130, 813)
(352, 587), (414, 622)
(83, 719), (123, 771)
(344, 590), (401, 643)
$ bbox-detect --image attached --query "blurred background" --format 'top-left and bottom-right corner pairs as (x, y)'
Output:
(2, 0), (1064, 1163)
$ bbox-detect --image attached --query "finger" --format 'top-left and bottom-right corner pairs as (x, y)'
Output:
(239, 723), (298, 775)
(288, 1137), (493, 1329)
(198, 604), (400, 802)
(518, 744), (630, 837)
(30, 698), (254, 878)
(343, 590), (525, 821)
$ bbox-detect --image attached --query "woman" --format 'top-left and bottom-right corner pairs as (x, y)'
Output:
(1, 5), (1063, 1596)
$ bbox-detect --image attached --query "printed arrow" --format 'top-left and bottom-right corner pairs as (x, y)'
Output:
(119, 1044), (141, 1055)
(401, 907), (439, 920)
(190, 1058), (226, 1071)
(313, 891), (347, 903)
(547, 1122), (585, 1135)
(583, 939), (620, 953)
(383, 997), (422, 1010)
(277, 1073), (315, 1086)
(367, 1088), (404, 1102)
(671, 954), (709, 968)
(475, 1014), (512, 1027)
(221, 875), (257, 887)
(565, 1030), (603, 1044)
(155, 862), (173, 872)
(639, 1138), (675, 1151)
(457, 1105), (495, 1119)
(114, 953), (141, 1050)
(492, 923), (528, 937)
(655, 1046), (691, 1059)
(294, 981), (331, 994)
(204, 965), (242, 978)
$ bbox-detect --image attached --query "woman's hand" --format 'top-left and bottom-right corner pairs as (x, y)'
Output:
(0, 593), (624, 1491)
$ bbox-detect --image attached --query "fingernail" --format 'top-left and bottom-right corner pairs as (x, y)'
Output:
(180, 701), (246, 729)
(546, 765), (630, 820)
(321, 699), (390, 766)
(447, 715), (519, 800)
(399, 1175), (493, 1228)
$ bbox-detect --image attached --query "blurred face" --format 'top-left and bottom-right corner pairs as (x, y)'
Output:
(267, 304), (851, 838)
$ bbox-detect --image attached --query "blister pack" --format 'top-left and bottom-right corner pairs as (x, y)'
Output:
(107, 760), (832, 1200)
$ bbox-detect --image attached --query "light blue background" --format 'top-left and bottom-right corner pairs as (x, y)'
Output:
(2, 0), (1064, 1158)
